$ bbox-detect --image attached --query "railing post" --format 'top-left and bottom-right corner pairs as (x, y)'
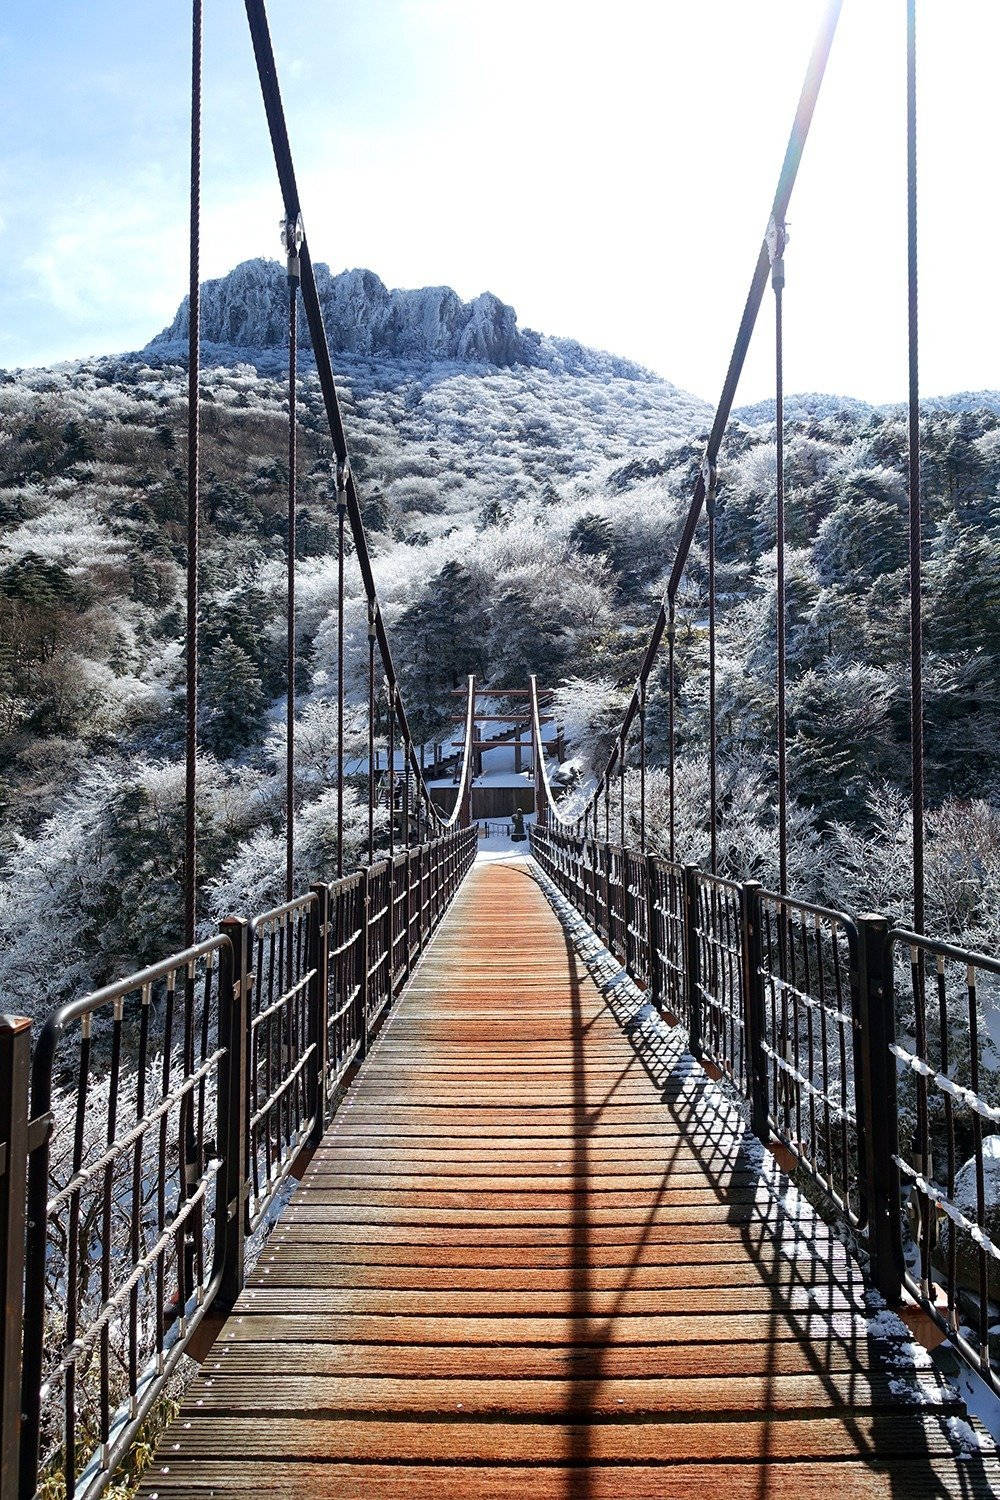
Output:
(385, 862), (395, 1000)
(307, 884), (329, 1147)
(683, 865), (702, 1058)
(740, 881), (770, 1141)
(856, 913), (904, 1305)
(619, 849), (628, 966)
(405, 851), (414, 977)
(420, 845), (428, 948)
(359, 867), (371, 1057)
(645, 855), (662, 1011)
(214, 917), (249, 1315)
(602, 844), (611, 948)
(1, 1016), (31, 1500)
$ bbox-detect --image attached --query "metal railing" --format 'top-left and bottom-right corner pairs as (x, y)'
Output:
(247, 893), (318, 1230)
(0, 824), (476, 1500)
(889, 928), (1000, 1386)
(530, 821), (1000, 1393)
(17, 937), (234, 1500)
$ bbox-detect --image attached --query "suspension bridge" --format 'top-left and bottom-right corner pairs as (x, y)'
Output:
(3, 0), (1000, 1496)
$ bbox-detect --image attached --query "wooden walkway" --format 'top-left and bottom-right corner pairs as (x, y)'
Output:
(142, 858), (1000, 1497)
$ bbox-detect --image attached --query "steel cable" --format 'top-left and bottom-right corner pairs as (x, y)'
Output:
(184, 0), (202, 948)
(771, 219), (788, 894)
(285, 273), (297, 902)
(522, 1), (841, 837)
(707, 465), (718, 875)
(907, 0), (925, 932)
(336, 493), (346, 877)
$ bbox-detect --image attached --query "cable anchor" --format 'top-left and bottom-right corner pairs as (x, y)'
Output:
(701, 455), (718, 519)
(280, 213), (304, 284)
(766, 215), (787, 291)
(334, 456), (351, 516)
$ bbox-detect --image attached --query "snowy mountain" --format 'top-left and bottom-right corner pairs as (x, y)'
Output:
(148, 258), (655, 380)
(5, 255), (1000, 1014)
(735, 390), (1000, 425)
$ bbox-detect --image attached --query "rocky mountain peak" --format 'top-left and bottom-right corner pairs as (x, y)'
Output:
(146, 257), (651, 379)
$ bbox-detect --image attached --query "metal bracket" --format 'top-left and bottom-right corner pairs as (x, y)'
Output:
(280, 212), (304, 283)
(701, 455), (718, 518)
(336, 457), (351, 495)
(766, 215), (787, 290)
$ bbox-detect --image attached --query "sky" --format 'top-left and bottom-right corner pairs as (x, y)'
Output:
(0, 1), (996, 405)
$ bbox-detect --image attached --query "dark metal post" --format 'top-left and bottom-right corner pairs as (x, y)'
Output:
(385, 859), (395, 1000)
(684, 865), (702, 1058)
(602, 840), (612, 949)
(1, 1016), (31, 1500)
(644, 856), (662, 1010)
(857, 914), (904, 1304)
(214, 918), (249, 1313)
(618, 733), (626, 847)
(740, 882), (769, 1140)
(359, 867), (371, 1056)
(405, 850), (416, 976)
(307, 883), (329, 1145)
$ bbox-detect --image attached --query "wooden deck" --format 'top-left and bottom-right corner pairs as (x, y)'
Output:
(142, 857), (1000, 1497)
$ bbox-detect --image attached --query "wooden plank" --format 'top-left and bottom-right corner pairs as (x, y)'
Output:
(140, 859), (1000, 1498)
(140, 1459), (998, 1498)
(212, 1310), (904, 1348)
(139, 1413), (977, 1463)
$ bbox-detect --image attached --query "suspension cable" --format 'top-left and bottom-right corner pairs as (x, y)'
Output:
(367, 601), (376, 864)
(639, 680), (646, 852)
(907, 0), (924, 933)
(667, 602), (676, 861)
(184, 0), (202, 948)
(282, 215), (302, 902)
(404, 752), (411, 848)
(768, 216), (788, 894)
(618, 731), (626, 846)
(706, 460), (718, 876)
(388, 682), (396, 857)
(527, 0), (841, 840)
(336, 463), (347, 877)
(245, 0), (476, 841)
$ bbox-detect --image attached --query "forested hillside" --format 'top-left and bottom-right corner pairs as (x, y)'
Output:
(1, 263), (999, 1014)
